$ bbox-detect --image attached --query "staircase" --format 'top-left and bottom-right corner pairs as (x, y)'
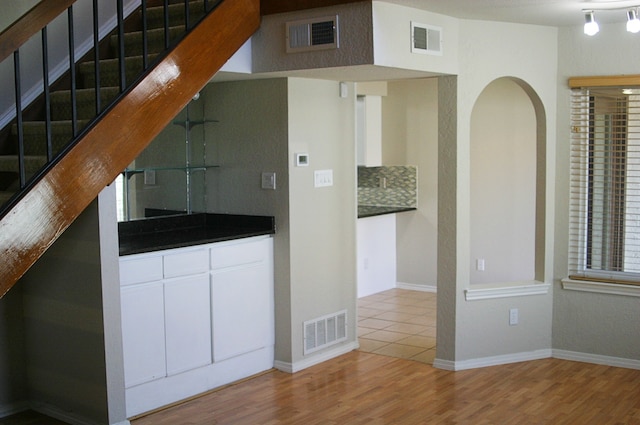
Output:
(0, 0), (260, 297)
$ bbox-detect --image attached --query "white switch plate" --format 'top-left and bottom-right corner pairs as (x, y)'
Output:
(144, 169), (156, 185)
(314, 169), (333, 187)
(261, 172), (276, 190)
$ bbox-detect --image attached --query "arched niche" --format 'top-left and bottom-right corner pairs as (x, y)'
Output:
(469, 77), (546, 285)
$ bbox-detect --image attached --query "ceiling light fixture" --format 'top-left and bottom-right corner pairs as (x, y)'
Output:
(627, 8), (640, 33)
(584, 11), (600, 36)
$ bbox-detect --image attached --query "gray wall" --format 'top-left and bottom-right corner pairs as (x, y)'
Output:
(13, 187), (126, 425)
(202, 78), (293, 361)
(553, 22), (640, 360)
(382, 78), (439, 289)
(202, 77), (357, 367)
(0, 286), (27, 416)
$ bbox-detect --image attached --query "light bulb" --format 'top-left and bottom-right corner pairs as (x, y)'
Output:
(584, 11), (599, 36)
(627, 9), (640, 33)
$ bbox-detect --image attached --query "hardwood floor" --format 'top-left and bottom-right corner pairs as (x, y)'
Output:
(5, 290), (640, 424)
(132, 351), (640, 424)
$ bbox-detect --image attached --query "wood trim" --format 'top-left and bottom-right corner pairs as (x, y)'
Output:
(0, 0), (77, 63)
(0, 0), (261, 298)
(568, 75), (640, 88)
(260, 0), (363, 15)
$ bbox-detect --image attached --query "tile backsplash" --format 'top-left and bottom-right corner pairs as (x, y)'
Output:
(358, 165), (417, 207)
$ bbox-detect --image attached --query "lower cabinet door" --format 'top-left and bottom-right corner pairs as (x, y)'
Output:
(121, 282), (166, 387)
(164, 274), (212, 375)
(212, 265), (272, 361)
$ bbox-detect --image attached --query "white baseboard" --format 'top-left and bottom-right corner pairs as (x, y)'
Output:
(274, 342), (359, 374)
(396, 282), (437, 293)
(553, 349), (640, 370)
(0, 401), (28, 418)
(433, 349), (552, 371)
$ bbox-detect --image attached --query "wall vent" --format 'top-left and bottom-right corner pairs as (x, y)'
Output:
(303, 310), (347, 355)
(411, 22), (442, 56)
(286, 15), (339, 53)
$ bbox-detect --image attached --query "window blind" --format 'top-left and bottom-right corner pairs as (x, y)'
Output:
(569, 87), (640, 285)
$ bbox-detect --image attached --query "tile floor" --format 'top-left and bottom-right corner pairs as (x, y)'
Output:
(357, 288), (437, 364)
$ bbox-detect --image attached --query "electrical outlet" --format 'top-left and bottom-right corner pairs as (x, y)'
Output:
(509, 308), (519, 326)
(476, 258), (485, 271)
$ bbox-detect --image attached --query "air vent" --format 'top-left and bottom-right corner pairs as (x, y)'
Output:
(411, 22), (442, 56)
(286, 15), (339, 53)
(303, 310), (347, 355)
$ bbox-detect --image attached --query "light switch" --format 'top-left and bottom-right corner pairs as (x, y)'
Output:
(314, 169), (333, 188)
(261, 172), (276, 190)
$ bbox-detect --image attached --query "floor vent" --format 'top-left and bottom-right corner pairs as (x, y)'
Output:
(411, 22), (442, 56)
(286, 15), (339, 53)
(303, 310), (347, 355)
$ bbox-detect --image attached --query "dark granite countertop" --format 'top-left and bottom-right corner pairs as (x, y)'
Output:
(358, 205), (416, 218)
(118, 213), (275, 256)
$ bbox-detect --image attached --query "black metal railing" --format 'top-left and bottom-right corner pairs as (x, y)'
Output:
(0, 0), (222, 219)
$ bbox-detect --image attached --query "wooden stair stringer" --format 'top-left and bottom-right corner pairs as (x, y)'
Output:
(0, 0), (261, 298)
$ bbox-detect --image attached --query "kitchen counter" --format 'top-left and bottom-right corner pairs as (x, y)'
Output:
(118, 213), (275, 256)
(358, 205), (416, 219)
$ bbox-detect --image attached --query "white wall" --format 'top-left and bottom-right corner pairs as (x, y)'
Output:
(554, 22), (640, 361)
(287, 77), (357, 367)
(470, 78), (537, 285)
(372, 2), (459, 76)
(382, 78), (439, 289)
(441, 19), (557, 366)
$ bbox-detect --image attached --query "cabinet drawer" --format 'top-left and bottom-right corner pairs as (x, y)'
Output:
(120, 255), (163, 286)
(210, 238), (267, 270)
(164, 248), (209, 279)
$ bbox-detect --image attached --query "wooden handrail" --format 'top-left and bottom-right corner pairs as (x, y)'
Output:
(0, 0), (260, 298)
(0, 0), (77, 63)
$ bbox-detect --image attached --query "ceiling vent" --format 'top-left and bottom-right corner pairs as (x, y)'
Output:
(286, 15), (339, 53)
(411, 22), (442, 56)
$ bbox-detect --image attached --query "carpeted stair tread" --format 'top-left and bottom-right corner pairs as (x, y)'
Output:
(0, 155), (48, 173)
(0, 191), (14, 205)
(12, 120), (90, 156)
(51, 87), (121, 121)
(110, 26), (185, 57)
(78, 54), (158, 89)
(142, 1), (207, 31)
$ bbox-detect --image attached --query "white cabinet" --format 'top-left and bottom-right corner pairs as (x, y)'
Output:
(164, 274), (211, 375)
(121, 282), (165, 387)
(357, 214), (397, 298)
(119, 236), (274, 417)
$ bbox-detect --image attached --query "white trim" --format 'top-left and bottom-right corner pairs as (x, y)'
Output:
(396, 282), (437, 293)
(433, 349), (552, 371)
(464, 281), (550, 301)
(274, 342), (359, 374)
(561, 278), (640, 297)
(0, 401), (28, 418)
(432, 358), (455, 371)
(553, 349), (640, 370)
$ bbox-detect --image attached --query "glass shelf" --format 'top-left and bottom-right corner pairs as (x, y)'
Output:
(123, 165), (219, 178)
